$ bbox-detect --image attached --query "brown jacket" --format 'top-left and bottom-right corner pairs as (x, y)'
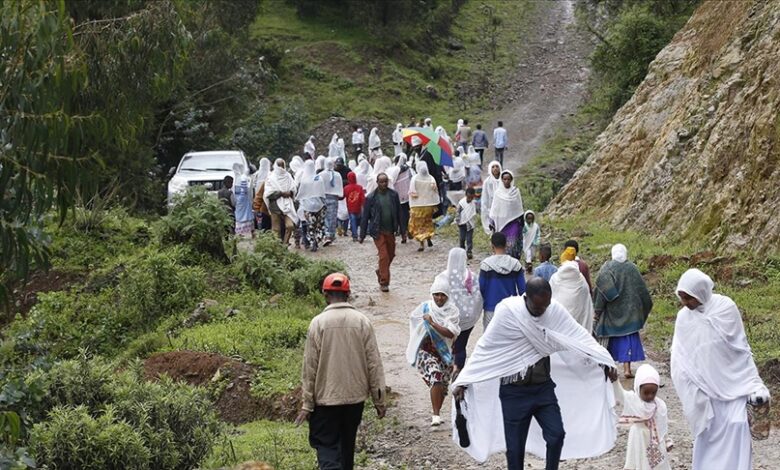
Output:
(253, 182), (268, 214)
(301, 302), (386, 411)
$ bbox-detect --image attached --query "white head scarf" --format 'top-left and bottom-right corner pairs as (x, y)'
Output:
(671, 268), (768, 437)
(355, 157), (371, 189)
(348, 159), (357, 171)
(336, 138), (346, 159)
(328, 134), (339, 158)
(611, 244), (628, 263)
(616, 364), (668, 445)
(369, 127), (381, 149)
(392, 153), (413, 203)
(304, 135), (315, 157)
(481, 161), (503, 234)
(448, 154), (466, 183)
(253, 158), (271, 191)
(263, 159), (298, 223)
(365, 156), (394, 194)
(409, 161), (439, 208)
(406, 275), (462, 365)
(295, 160), (326, 213)
(289, 155), (304, 175)
(392, 123), (403, 145)
(489, 170), (524, 232)
(321, 158), (343, 196)
(550, 261), (594, 331)
(314, 155), (326, 172)
(440, 248), (482, 330)
(424, 117), (432, 128)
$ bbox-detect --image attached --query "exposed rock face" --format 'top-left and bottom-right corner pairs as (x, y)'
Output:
(548, 0), (780, 251)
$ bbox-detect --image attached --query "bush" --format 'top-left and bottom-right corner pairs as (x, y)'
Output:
(157, 187), (233, 259)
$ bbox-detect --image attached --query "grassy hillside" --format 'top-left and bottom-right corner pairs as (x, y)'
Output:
(252, 0), (537, 126)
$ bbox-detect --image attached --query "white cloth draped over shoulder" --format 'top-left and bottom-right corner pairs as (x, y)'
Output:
(488, 170), (524, 232)
(409, 161), (439, 208)
(295, 160), (325, 213)
(438, 248), (482, 331)
(451, 296), (615, 463)
(355, 156), (371, 189)
(321, 158), (343, 197)
(406, 276), (461, 366)
(481, 161), (502, 234)
(369, 127), (381, 149)
(252, 158), (271, 192)
(391, 154), (414, 205)
(264, 161), (299, 224)
(304, 135), (315, 157)
(525, 263), (616, 460)
(328, 134), (339, 158)
(365, 156), (394, 195)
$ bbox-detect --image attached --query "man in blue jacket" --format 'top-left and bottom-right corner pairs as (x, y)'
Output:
(360, 173), (401, 292)
(479, 232), (526, 327)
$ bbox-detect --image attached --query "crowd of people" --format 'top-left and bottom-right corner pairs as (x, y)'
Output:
(214, 117), (770, 470)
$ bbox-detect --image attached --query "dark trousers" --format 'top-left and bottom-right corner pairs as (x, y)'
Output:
(399, 202), (410, 238)
(495, 147), (505, 166)
(452, 326), (474, 369)
(499, 380), (565, 470)
(458, 224), (473, 254)
(374, 231), (396, 287)
(476, 148), (485, 165)
(309, 402), (365, 470)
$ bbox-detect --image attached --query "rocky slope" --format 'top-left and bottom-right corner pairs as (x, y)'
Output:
(548, 0), (780, 251)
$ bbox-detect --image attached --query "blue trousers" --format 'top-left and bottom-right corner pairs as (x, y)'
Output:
(348, 213), (361, 239)
(499, 380), (565, 470)
(451, 326), (473, 369)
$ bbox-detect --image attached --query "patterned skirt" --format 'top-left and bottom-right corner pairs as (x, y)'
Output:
(304, 208), (326, 246)
(415, 340), (452, 389)
(409, 205), (436, 241)
(235, 220), (254, 238)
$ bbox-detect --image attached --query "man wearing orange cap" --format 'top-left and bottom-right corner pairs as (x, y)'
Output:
(296, 273), (387, 470)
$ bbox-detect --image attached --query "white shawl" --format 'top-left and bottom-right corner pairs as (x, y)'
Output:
(481, 161), (502, 234)
(448, 155), (466, 183)
(439, 248), (482, 330)
(489, 170), (524, 232)
(614, 364), (669, 439)
(304, 136), (315, 157)
(368, 127), (381, 149)
(365, 156), (394, 195)
(295, 160), (325, 213)
(406, 276), (461, 366)
(321, 158), (343, 197)
(328, 134), (339, 158)
(264, 161), (299, 224)
(336, 138), (346, 160)
(409, 161), (439, 208)
(671, 269), (768, 437)
(451, 296), (615, 463)
(252, 158), (271, 192)
(522, 210), (540, 254)
(550, 261), (594, 332)
(392, 123), (403, 144)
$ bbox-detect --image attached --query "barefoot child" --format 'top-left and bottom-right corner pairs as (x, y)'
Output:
(612, 364), (673, 470)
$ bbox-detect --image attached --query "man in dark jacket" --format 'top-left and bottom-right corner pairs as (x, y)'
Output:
(360, 173), (401, 292)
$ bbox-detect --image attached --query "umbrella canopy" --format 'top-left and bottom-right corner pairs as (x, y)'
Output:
(402, 127), (454, 167)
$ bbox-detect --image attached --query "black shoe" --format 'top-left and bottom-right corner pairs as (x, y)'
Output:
(427, 239), (433, 247)
(467, 252), (473, 260)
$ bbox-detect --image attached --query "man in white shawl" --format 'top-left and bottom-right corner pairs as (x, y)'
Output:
(525, 261), (618, 461)
(407, 275), (461, 427)
(264, 159), (298, 245)
(392, 123), (403, 156)
(452, 278), (616, 470)
(671, 269), (770, 470)
(481, 161), (502, 235)
(304, 135), (315, 159)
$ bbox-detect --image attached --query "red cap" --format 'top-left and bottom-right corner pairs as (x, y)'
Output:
(322, 272), (350, 293)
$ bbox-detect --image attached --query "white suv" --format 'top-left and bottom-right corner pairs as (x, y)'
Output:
(167, 150), (254, 206)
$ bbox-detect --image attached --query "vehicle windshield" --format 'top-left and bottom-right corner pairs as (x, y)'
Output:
(179, 153), (244, 172)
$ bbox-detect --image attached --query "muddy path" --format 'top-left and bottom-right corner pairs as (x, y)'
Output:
(498, 0), (592, 174)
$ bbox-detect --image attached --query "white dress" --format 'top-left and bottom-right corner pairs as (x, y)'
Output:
(613, 381), (672, 470)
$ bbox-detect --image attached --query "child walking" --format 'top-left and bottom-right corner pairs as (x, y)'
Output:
(612, 364), (673, 470)
(344, 171), (365, 241)
(455, 188), (477, 259)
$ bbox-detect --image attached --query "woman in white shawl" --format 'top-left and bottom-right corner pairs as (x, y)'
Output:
(390, 153), (414, 243)
(408, 161), (439, 252)
(465, 145), (482, 188)
(522, 210), (540, 269)
(289, 155), (304, 180)
(525, 262), (617, 461)
(392, 123), (404, 156)
(365, 156), (394, 195)
(354, 155), (371, 190)
(435, 125), (453, 150)
(336, 137), (346, 160)
(347, 159), (357, 171)
(314, 155), (326, 173)
(406, 275), (461, 427)
(439, 248), (482, 372)
(295, 160), (326, 252)
(251, 158), (272, 231)
(320, 158), (343, 244)
(264, 159), (298, 245)
(368, 127), (381, 162)
(252, 158), (271, 193)
(481, 161), (502, 235)
(448, 148), (466, 191)
(612, 364), (673, 470)
(671, 269), (770, 470)
(328, 133), (339, 158)
(489, 170), (524, 259)
(303, 135), (315, 159)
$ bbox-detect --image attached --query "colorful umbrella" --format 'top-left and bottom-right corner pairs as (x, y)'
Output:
(402, 127), (454, 167)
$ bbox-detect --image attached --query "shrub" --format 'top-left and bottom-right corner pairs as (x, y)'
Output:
(157, 187), (233, 259)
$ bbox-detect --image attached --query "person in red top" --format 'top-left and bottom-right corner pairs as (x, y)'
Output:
(344, 171), (366, 241)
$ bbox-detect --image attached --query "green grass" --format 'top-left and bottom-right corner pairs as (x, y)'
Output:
(204, 420), (315, 469)
(252, 0), (537, 126)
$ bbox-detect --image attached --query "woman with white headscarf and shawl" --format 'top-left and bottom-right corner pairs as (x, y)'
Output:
(232, 163), (254, 238)
(435, 125), (453, 151)
(392, 123), (404, 156)
(354, 155), (371, 190)
(314, 155), (327, 174)
(481, 161), (502, 235)
(611, 364), (673, 470)
(251, 158), (272, 231)
(368, 127), (381, 163)
(450, 280), (616, 465)
(320, 158), (343, 244)
(522, 210), (540, 268)
(672, 269), (769, 470)
(336, 137), (346, 160)
(525, 261), (618, 461)
(489, 170), (524, 259)
(365, 156), (394, 195)
(303, 135), (315, 159)
(439, 248), (482, 372)
(594, 244), (653, 379)
(328, 133), (339, 158)
(264, 159), (298, 245)
(295, 160), (326, 252)
(407, 275), (461, 427)
(448, 148), (466, 191)
(389, 153), (414, 243)
(289, 155), (304, 178)
(465, 145), (482, 187)
(408, 161), (439, 252)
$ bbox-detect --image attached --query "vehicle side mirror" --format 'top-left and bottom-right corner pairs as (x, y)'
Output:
(168, 166), (176, 176)
(249, 164), (257, 173)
